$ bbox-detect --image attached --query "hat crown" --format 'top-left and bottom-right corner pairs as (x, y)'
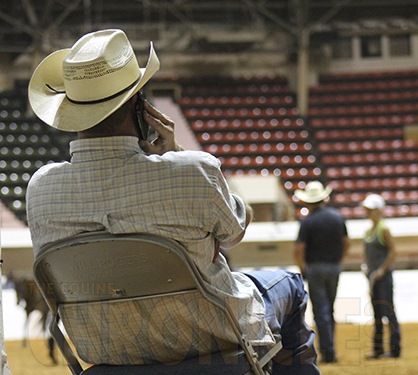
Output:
(362, 194), (385, 209)
(62, 29), (140, 103)
(305, 181), (325, 197)
(294, 180), (332, 203)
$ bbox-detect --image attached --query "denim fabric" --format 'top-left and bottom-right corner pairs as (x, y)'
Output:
(305, 263), (341, 362)
(243, 270), (320, 375)
(371, 272), (401, 355)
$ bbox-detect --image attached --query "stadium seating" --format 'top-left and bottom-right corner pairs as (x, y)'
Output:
(310, 70), (418, 218)
(0, 88), (75, 224)
(178, 75), (321, 182)
(178, 70), (418, 219)
(2, 70), (418, 223)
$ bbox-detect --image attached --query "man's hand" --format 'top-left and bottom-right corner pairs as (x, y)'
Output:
(139, 100), (184, 155)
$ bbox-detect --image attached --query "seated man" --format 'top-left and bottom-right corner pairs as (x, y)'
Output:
(26, 29), (320, 374)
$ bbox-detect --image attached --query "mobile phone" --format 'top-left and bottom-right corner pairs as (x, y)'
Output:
(136, 92), (149, 141)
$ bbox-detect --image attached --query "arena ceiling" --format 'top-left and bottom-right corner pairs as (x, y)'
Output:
(1, 0), (418, 55)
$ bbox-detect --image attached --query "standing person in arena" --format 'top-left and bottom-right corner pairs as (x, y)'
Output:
(26, 29), (320, 374)
(361, 194), (401, 359)
(293, 181), (349, 364)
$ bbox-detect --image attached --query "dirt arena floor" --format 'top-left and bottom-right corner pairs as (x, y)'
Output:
(5, 323), (417, 375)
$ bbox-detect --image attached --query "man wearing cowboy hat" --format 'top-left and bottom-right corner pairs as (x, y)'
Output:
(26, 29), (320, 373)
(293, 181), (349, 364)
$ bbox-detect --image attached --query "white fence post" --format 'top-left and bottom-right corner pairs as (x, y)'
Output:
(0, 225), (12, 375)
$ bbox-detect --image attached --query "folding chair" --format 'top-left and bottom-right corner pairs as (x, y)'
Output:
(33, 231), (282, 375)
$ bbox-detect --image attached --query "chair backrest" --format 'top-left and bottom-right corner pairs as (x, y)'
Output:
(34, 231), (199, 306)
(34, 232), (256, 372)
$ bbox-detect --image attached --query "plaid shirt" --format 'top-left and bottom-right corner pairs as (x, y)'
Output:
(26, 136), (275, 364)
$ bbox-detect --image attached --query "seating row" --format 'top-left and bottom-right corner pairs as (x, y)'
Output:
(166, 73), (288, 86)
(220, 164), (322, 179)
(338, 204), (418, 219)
(0, 120), (44, 132)
(293, 199), (418, 220)
(329, 177), (418, 191)
(180, 95), (294, 106)
(310, 90), (418, 105)
(0, 96), (26, 110)
(318, 140), (418, 153)
(0, 133), (53, 145)
(309, 102), (418, 116)
(314, 128), (403, 141)
(0, 121), (77, 150)
(310, 114), (418, 128)
(184, 86), (292, 97)
(310, 79), (418, 94)
(177, 76), (293, 100)
(326, 164), (418, 179)
(198, 131), (310, 145)
(322, 151), (418, 166)
(216, 154), (316, 167)
(198, 133), (313, 151)
(183, 107), (299, 119)
(282, 177), (418, 194)
(333, 190), (418, 204)
(0, 110), (26, 119)
(319, 70), (418, 84)
(205, 141), (314, 153)
(190, 118), (305, 131)
(0, 158), (46, 173)
(0, 184), (25, 198)
(0, 145), (61, 158)
(0, 171), (31, 185)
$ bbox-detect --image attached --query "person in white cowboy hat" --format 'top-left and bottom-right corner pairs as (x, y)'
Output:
(26, 29), (320, 373)
(361, 194), (401, 359)
(293, 181), (349, 364)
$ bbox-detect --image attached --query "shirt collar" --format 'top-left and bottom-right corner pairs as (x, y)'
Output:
(70, 136), (143, 162)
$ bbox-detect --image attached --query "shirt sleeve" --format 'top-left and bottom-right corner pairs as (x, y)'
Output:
(208, 160), (247, 243)
(296, 219), (308, 243)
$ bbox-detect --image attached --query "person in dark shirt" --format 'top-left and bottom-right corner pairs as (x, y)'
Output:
(293, 181), (349, 364)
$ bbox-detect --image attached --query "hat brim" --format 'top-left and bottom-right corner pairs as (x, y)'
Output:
(28, 43), (160, 132)
(361, 202), (375, 209)
(361, 201), (382, 210)
(294, 185), (333, 203)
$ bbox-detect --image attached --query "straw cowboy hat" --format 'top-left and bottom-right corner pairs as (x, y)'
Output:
(294, 181), (332, 204)
(28, 29), (160, 132)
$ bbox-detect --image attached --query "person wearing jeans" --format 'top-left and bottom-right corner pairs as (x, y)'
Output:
(293, 181), (349, 363)
(361, 194), (401, 359)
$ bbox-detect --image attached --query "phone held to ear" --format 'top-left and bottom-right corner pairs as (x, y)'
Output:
(136, 92), (149, 141)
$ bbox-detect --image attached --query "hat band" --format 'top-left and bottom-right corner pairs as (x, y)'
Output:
(45, 75), (140, 105)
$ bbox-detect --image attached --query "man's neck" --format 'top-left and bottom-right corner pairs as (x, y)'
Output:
(308, 202), (324, 213)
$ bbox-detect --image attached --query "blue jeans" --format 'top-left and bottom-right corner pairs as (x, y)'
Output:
(371, 271), (401, 355)
(305, 263), (341, 362)
(243, 270), (320, 375)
